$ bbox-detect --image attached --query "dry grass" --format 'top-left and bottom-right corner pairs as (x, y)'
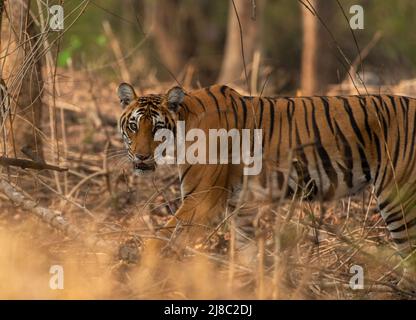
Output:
(0, 69), (413, 300)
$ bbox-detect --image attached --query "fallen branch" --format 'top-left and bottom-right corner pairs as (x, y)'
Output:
(0, 178), (115, 254)
(0, 156), (68, 172)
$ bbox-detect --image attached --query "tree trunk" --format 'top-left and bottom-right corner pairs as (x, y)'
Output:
(146, 0), (188, 76)
(300, 0), (335, 95)
(300, 0), (318, 95)
(1, 0), (43, 159)
(218, 0), (264, 86)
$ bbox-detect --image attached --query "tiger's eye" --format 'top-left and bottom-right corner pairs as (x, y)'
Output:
(129, 123), (137, 131)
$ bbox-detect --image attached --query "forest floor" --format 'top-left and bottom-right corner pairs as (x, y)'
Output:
(0, 70), (414, 299)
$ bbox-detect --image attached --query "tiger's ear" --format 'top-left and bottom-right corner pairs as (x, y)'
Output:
(117, 82), (137, 108)
(166, 86), (185, 113)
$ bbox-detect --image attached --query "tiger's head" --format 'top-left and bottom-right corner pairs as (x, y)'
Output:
(117, 83), (185, 175)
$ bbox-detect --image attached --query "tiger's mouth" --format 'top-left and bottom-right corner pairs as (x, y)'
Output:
(133, 161), (156, 174)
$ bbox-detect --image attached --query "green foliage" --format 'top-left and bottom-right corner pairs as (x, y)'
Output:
(96, 34), (107, 47)
(59, 0), (416, 85)
(58, 35), (81, 67)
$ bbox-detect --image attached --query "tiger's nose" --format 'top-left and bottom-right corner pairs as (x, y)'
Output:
(136, 153), (151, 161)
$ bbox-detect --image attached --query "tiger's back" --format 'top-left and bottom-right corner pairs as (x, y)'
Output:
(186, 86), (415, 202)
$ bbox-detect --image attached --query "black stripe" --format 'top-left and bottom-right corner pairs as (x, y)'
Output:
(258, 98), (265, 150)
(206, 87), (221, 121)
(287, 98), (295, 147)
(294, 122), (316, 199)
(371, 97), (388, 139)
(376, 165), (388, 196)
(339, 97), (366, 147)
(179, 165), (192, 183)
(378, 199), (390, 211)
(379, 189), (416, 219)
(400, 151), (416, 191)
(302, 100), (311, 137)
(358, 145), (372, 182)
(385, 210), (403, 225)
(372, 132), (382, 184)
(277, 172), (284, 189)
(311, 143), (325, 199)
(399, 96), (409, 160)
(224, 107), (230, 130)
(184, 185), (198, 199)
(120, 116), (127, 130)
(320, 97), (335, 134)
(150, 110), (162, 117)
(390, 217), (416, 233)
(276, 115), (283, 174)
(386, 96), (402, 168)
(404, 104), (416, 174)
(377, 95), (391, 124)
(358, 96), (373, 143)
(312, 106), (338, 195)
(239, 97), (248, 128)
(276, 115), (285, 190)
(258, 98), (264, 129)
(193, 95), (207, 112)
(392, 234), (416, 245)
(387, 197), (416, 225)
(295, 122), (308, 166)
(230, 95), (239, 128)
(178, 102), (189, 113)
(220, 85), (228, 97)
(385, 94), (397, 116)
(392, 125), (401, 168)
(268, 98), (275, 142)
(334, 120), (353, 188)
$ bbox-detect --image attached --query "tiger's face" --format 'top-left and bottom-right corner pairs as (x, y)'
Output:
(117, 83), (184, 175)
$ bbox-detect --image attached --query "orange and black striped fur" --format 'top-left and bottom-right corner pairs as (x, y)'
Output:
(117, 83), (416, 289)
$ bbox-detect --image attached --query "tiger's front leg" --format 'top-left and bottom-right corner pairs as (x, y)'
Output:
(140, 164), (230, 269)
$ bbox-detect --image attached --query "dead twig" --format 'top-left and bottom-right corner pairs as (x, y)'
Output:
(0, 178), (115, 253)
(0, 155), (68, 172)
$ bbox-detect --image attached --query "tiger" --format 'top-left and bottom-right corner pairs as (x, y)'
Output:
(117, 82), (416, 291)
